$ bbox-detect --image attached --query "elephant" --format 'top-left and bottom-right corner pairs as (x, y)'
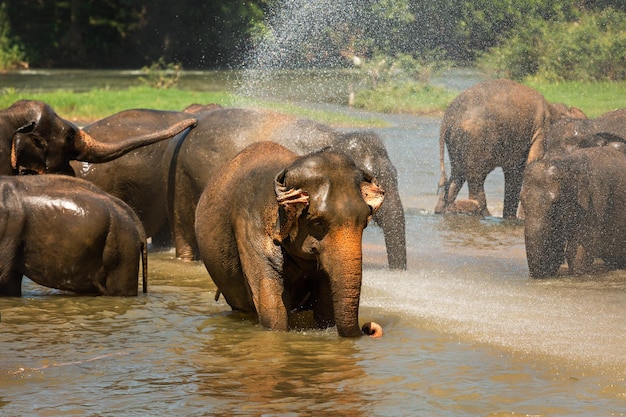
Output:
(2, 100), (197, 176)
(520, 145), (626, 278)
(0, 175), (148, 296)
(435, 79), (587, 219)
(545, 108), (626, 154)
(70, 108), (201, 242)
(71, 106), (406, 270)
(170, 107), (406, 269)
(195, 141), (385, 337)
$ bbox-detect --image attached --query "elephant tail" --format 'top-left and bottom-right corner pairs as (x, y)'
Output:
(438, 125), (450, 192)
(141, 239), (148, 294)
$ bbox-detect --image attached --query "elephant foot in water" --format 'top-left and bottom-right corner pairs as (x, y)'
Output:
(361, 322), (384, 338)
(175, 246), (197, 262)
(444, 199), (483, 216)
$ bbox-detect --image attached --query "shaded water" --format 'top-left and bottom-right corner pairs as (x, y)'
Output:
(1, 93), (625, 415)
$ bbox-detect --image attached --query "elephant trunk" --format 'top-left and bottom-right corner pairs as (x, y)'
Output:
(374, 188), (407, 270)
(73, 118), (197, 163)
(320, 228), (366, 337)
(525, 219), (565, 278)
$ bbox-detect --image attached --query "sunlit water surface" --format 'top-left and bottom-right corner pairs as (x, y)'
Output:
(1, 101), (625, 416)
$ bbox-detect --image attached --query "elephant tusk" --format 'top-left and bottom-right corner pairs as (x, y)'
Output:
(361, 322), (383, 338)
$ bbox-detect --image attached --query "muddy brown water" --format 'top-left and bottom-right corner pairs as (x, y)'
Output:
(1, 71), (625, 416)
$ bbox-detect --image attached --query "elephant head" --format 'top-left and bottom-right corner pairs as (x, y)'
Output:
(547, 102), (587, 121)
(2, 100), (197, 175)
(521, 153), (601, 277)
(521, 160), (568, 277)
(272, 150), (384, 337)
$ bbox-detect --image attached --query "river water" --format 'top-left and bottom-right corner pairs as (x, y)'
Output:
(0, 70), (625, 416)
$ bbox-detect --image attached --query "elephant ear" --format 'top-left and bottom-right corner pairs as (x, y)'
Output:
(272, 169), (310, 245)
(11, 122), (37, 171)
(360, 172), (385, 221)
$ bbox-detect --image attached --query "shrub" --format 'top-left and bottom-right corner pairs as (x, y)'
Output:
(139, 57), (183, 89)
(478, 8), (626, 82)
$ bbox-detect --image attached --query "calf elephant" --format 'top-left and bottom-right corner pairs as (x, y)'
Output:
(195, 141), (384, 337)
(171, 107), (406, 269)
(435, 79), (586, 218)
(0, 175), (147, 296)
(521, 145), (626, 277)
(2, 100), (197, 176)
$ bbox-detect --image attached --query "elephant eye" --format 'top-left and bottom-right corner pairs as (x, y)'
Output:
(31, 134), (46, 150)
(309, 217), (328, 239)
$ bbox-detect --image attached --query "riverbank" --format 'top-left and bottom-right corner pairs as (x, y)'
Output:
(1, 73), (624, 124)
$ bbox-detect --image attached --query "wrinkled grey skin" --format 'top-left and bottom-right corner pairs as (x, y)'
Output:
(435, 79), (586, 219)
(0, 175), (147, 296)
(171, 107), (406, 269)
(70, 109), (199, 243)
(195, 142), (384, 337)
(545, 108), (626, 155)
(69, 106), (405, 269)
(521, 145), (626, 278)
(2, 100), (196, 177)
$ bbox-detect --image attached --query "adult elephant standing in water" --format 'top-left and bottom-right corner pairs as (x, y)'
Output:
(195, 141), (384, 337)
(170, 107), (406, 270)
(521, 145), (626, 277)
(435, 79), (586, 218)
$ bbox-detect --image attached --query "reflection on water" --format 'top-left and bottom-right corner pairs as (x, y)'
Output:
(0, 70), (625, 416)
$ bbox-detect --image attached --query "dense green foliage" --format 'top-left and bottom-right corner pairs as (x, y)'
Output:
(479, 8), (626, 81)
(0, 0), (623, 83)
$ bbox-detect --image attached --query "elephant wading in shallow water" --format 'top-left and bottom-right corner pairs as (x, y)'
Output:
(0, 175), (147, 296)
(171, 107), (406, 270)
(435, 79), (586, 218)
(195, 142), (384, 337)
(2, 100), (197, 176)
(521, 145), (626, 278)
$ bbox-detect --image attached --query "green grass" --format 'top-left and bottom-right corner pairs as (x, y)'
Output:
(524, 81), (626, 118)
(0, 86), (388, 127)
(353, 79), (625, 118)
(1, 79), (623, 124)
(353, 81), (457, 115)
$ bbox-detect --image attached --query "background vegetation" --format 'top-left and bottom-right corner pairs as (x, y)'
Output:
(0, 0), (623, 83)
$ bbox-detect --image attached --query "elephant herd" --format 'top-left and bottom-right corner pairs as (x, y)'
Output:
(0, 78), (623, 336)
(436, 79), (626, 278)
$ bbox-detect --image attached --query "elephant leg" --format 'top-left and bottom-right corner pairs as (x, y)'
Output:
(503, 164), (524, 219)
(467, 174), (489, 216)
(236, 239), (289, 331)
(171, 174), (199, 261)
(566, 243), (594, 275)
(0, 270), (23, 297)
(435, 171), (465, 213)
